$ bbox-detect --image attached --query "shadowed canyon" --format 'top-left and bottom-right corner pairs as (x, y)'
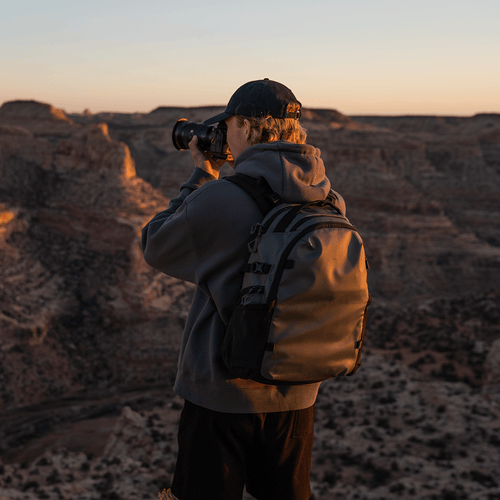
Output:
(0, 100), (499, 499)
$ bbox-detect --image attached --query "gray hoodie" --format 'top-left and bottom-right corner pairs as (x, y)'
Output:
(142, 141), (345, 413)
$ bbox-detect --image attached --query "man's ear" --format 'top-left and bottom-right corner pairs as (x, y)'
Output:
(243, 119), (251, 141)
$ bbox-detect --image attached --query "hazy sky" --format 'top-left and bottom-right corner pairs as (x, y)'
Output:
(1, 0), (499, 115)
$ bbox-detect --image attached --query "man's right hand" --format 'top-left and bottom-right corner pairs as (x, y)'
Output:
(188, 136), (227, 179)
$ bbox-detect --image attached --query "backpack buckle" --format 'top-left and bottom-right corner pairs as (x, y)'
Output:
(266, 192), (281, 205)
(249, 262), (271, 274)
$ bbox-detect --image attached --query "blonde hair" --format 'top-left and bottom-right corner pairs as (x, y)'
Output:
(236, 115), (307, 145)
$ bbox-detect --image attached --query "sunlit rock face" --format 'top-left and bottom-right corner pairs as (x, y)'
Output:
(0, 101), (193, 412)
(0, 100), (69, 121)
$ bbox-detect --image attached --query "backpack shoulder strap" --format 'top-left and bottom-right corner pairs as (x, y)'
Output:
(225, 173), (281, 216)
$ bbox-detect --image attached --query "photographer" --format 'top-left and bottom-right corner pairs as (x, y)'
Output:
(142, 79), (341, 500)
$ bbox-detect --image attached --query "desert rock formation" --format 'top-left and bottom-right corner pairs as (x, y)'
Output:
(1, 100), (499, 499)
(71, 106), (500, 305)
(0, 101), (193, 413)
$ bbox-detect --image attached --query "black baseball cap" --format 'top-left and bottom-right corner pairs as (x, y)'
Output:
(203, 78), (302, 125)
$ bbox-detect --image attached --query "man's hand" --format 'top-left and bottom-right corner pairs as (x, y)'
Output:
(188, 136), (227, 178)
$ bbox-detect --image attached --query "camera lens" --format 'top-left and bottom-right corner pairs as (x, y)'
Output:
(172, 119), (217, 151)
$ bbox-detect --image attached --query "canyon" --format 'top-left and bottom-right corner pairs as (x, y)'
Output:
(0, 100), (499, 499)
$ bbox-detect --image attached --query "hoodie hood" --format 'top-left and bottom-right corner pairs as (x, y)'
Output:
(234, 141), (331, 203)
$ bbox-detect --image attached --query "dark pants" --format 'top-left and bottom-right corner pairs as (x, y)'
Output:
(170, 400), (315, 500)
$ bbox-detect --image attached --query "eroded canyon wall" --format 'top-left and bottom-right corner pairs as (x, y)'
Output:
(1, 100), (499, 413)
(0, 101), (193, 413)
(1, 100), (500, 500)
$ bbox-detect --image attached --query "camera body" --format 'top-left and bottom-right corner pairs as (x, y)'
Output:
(172, 119), (233, 162)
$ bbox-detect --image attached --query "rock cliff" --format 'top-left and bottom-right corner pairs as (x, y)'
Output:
(71, 106), (500, 306)
(1, 100), (499, 499)
(0, 101), (193, 414)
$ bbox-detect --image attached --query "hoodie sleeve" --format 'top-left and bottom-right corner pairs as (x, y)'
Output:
(141, 168), (217, 283)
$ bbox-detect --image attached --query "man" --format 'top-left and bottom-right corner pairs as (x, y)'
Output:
(142, 79), (344, 500)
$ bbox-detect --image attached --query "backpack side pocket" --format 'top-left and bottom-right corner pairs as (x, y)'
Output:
(222, 301), (275, 379)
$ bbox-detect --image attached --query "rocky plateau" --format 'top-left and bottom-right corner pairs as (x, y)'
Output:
(0, 100), (499, 500)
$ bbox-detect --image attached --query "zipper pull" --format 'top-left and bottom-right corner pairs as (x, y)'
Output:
(248, 223), (264, 252)
(241, 286), (264, 305)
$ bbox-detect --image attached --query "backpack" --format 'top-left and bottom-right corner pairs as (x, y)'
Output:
(222, 174), (371, 383)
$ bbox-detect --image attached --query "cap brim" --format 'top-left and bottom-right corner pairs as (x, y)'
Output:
(203, 111), (233, 125)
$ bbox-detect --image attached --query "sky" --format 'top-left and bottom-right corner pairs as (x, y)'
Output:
(1, 0), (499, 116)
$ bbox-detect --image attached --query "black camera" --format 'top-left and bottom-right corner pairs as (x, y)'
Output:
(172, 119), (233, 162)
